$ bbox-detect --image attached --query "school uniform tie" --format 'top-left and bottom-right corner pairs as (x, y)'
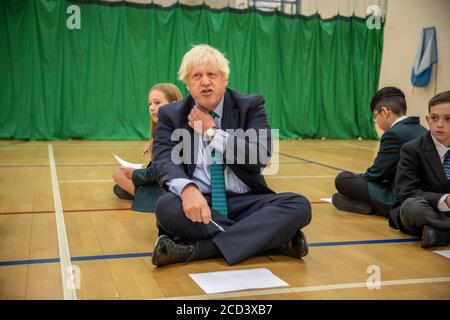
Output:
(444, 151), (450, 180)
(209, 111), (228, 217)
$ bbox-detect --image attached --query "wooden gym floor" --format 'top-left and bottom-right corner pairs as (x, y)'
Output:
(0, 139), (449, 300)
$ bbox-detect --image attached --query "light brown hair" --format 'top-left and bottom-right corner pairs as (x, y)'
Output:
(428, 91), (450, 112)
(148, 83), (182, 158)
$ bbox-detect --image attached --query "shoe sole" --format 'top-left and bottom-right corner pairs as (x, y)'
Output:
(299, 231), (309, 258)
(151, 235), (168, 266)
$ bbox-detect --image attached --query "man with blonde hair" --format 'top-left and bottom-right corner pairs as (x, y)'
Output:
(151, 44), (312, 266)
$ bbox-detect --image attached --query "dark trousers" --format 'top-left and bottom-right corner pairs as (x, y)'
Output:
(155, 192), (312, 265)
(335, 171), (373, 208)
(399, 197), (450, 236)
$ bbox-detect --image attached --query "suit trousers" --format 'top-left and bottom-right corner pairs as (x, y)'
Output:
(335, 171), (373, 205)
(399, 197), (450, 236)
(155, 191), (312, 265)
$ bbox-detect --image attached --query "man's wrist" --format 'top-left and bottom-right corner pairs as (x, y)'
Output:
(204, 126), (218, 140)
(181, 183), (199, 195)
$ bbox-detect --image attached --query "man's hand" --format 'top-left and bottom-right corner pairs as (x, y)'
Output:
(445, 195), (450, 208)
(180, 184), (211, 224)
(187, 105), (216, 135)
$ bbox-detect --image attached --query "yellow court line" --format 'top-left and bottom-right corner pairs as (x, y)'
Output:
(154, 277), (450, 300)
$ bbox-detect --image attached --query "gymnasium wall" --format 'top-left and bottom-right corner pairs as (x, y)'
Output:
(379, 0), (450, 127)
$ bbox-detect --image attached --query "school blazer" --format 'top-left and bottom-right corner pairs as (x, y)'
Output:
(362, 117), (427, 216)
(390, 132), (450, 229)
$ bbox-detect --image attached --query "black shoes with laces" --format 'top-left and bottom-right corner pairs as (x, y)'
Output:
(421, 225), (450, 248)
(151, 235), (197, 267)
(277, 230), (309, 259)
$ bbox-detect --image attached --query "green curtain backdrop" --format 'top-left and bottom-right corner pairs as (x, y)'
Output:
(0, 0), (383, 140)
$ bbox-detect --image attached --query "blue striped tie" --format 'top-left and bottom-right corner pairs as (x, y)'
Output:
(209, 112), (228, 217)
(444, 151), (450, 180)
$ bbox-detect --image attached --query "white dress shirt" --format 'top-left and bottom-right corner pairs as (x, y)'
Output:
(166, 96), (250, 196)
(391, 115), (409, 128)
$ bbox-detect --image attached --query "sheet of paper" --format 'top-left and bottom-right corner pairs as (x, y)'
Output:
(113, 153), (144, 169)
(189, 268), (289, 294)
(433, 250), (450, 259)
(321, 197), (333, 203)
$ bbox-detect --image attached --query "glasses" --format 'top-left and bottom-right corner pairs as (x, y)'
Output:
(372, 108), (391, 120)
(372, 111), (380, 120)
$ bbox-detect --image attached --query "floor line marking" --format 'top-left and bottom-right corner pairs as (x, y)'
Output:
(277, 152), (347, 172)
(342, 143), (378, 151)
(57, 176), (336, 183)
(155, 277), (450, 300)
(48, 144), (77, 300)
(308, 238), (419, 247)
(0, 202), (330, 215)
(0, 207), (132, 215)
(0, 161), (308, 169)
(0, 238), (420, 267)
(281, 145), (377, 150)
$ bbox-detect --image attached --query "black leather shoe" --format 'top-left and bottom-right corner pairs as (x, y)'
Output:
(151, 235), (197, 267)
(421, 225), (450, 248)
(332, 193), (372, 214)
(113, 184), (134, 200)
(278, 230), (309, 259)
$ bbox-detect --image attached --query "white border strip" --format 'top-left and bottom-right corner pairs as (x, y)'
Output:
(154, 277), (450, 300)
(48, 145), (77, 300)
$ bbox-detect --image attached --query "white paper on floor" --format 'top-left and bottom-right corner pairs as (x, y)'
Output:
(433, 250), (450, 259)
(320, 198), (333, 203)
(189, 268), (289, 294)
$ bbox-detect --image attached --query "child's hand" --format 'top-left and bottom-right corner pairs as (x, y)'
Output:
(120, 167), (134, 179)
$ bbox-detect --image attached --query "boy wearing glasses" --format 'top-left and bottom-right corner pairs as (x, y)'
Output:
(390, 91), (450, 248)
(332, 87), (427, 216)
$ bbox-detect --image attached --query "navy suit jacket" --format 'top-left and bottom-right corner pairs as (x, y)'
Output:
(362, 116), (427, 216)
(390, 132), (450, 229)
(152, 88), (274, 195)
